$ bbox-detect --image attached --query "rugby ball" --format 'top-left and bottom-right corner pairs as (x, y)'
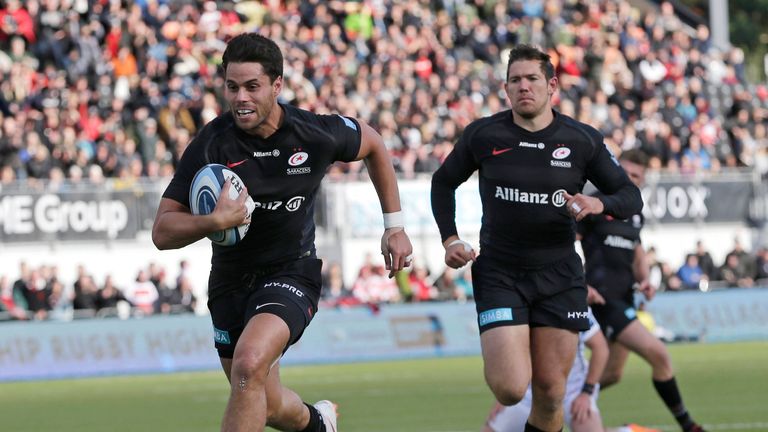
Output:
(189, 163), (255, 246)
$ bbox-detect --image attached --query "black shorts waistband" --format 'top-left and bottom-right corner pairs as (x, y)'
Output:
(480, 248), (577, 271)
(208, 256), (320, 301)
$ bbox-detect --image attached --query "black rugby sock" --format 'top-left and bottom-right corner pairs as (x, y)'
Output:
(524, 422), (561, 432)
(652, 377), (695, 430)
(300, 402), (326, 432)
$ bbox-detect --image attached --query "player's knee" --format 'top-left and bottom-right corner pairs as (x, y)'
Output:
(486, 370), (528, 405)
(491, 383), (528, 406)
(648, 348), (674, 375)
(494, 390), (526, 406)
(648, 347), (668, 365)
(530, 381), (564, 408)
(601, 370), (622, 387)
(229, 352), (271, 388)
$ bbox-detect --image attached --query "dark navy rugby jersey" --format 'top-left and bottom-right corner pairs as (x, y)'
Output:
(578, 204), (644, 299)
(163, 103), (361, 270)
(431, 110), (642, 267)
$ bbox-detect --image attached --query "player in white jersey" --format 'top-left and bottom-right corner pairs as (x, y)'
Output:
(482, 308), (607, 432)
(483, 308), (660, 432)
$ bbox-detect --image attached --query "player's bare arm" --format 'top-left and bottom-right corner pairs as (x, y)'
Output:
(572, 330), (609, 422)
(355, 120), (414, 277)
(633, 243), (656, 301)
(152, 179), (250, 250)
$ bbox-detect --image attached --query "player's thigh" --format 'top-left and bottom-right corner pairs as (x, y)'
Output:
(232, 313), (291, 375)
(603, 341), (631, 379)
(617, 320), (666, 358)
(481, 325), (531, 392)
(530, 326), (578, 390)
(616, 320), (671, 370)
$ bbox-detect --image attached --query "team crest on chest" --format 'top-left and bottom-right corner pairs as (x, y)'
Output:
(287, 149), (311, 175)
(550, 144), (572, 168)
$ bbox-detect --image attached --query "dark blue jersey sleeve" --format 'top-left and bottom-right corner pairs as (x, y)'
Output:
(585, 141), (643, 219)
(314, 114), (362, 162)
(431, 128), (479, 242)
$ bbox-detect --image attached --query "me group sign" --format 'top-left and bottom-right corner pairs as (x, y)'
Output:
(0, 189), (144, 242)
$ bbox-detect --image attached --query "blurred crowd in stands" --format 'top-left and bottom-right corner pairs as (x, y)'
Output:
(5, 234), (765, 321)
(2, 0), (768, 320)
(1, 0), (767, 188)
(0, 259), (198, 320)
(316, 236), (768, 309)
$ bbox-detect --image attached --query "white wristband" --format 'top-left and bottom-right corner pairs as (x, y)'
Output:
(383, 211), (404, 229)
(448, 239), (473, 252)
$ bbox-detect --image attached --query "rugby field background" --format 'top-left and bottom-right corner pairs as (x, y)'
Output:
(1, 341), (765, 432)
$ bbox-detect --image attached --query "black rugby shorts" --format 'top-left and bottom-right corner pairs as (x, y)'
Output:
(591, 298), (637, 342)
(207, 258), (322, 358)
(472, 252), (589, 333)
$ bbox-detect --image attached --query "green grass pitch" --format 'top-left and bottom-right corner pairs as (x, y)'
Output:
(1, 341), (765, 432)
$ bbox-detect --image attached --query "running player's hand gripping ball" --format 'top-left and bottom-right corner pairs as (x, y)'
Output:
(189, 163), (255, 246)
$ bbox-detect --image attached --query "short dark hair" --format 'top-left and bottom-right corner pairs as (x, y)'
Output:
(222, 33), (283, 82)
(506, 44), (555, 81)
(619, 148), (649, 167)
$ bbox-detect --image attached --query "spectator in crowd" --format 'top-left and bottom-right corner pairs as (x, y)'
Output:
(402, 264), (432, 302)
(677, 254), (706, 291)
(20, 266), (50, 320)
(352, 255), (402, 304)
(152, 267), (177, 314)
(124, 269), (159, 316)
(453, 267), (473, 302)
(320, 261), (352, 303)
(692, 240), (717, 281)
(716, 253), (754, 288)
(174, 274), (198, 314)
(647, 247), (683, 292)
(96, 274), (130, 314)
(72, 271), (99, 315)
(0, 274), (28, 320)
(45, 275), (71, 320)
(726, 237), (755, 279)
(754, 247), (768, 282)
(432, 267), (460, 302)
(176, 259), (192, 287)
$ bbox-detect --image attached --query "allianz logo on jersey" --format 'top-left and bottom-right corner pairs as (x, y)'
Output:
(495, 187), (568, 207)
(253, 149), (280, 158)
(603, 234), (635, 250)
(519, 141), (545, 149)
